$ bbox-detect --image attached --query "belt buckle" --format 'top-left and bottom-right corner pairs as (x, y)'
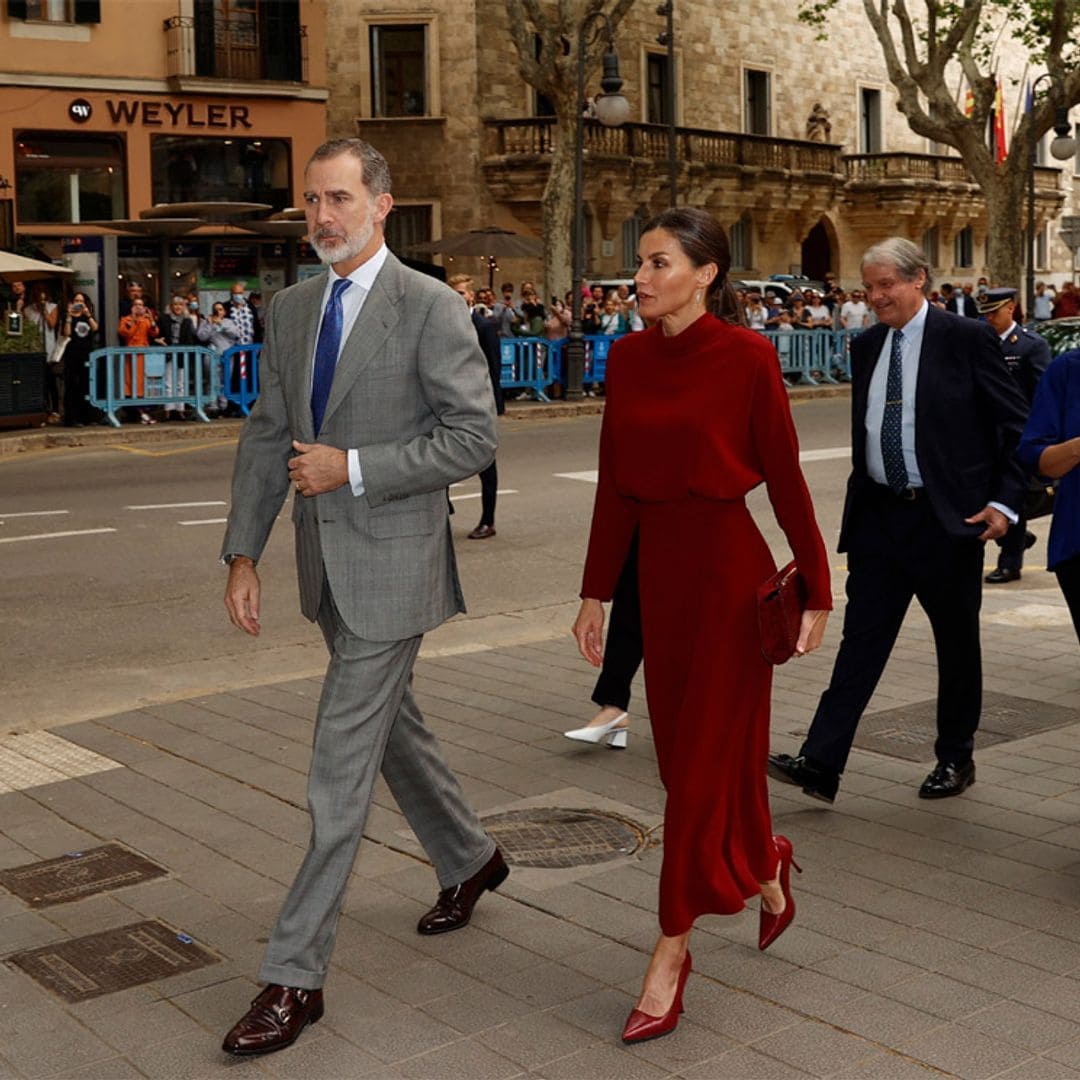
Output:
(901, 487), (917, 501)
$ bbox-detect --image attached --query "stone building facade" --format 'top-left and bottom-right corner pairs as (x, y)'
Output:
(327, 0), (1078, 294)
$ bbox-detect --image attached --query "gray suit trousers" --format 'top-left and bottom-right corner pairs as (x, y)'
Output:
(259, 582), (496, 989)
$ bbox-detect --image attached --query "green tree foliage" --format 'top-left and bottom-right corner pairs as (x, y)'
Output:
(505, 0), (636, 298)
(800, 0), (1080, 285)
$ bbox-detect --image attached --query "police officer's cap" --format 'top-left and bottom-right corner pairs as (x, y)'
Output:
(976, 287), (1017, 315)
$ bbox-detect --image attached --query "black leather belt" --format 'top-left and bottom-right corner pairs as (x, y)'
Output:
(873, 483), (923, 502)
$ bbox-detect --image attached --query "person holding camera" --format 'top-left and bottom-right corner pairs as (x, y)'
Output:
(61, 292), (100, 427)
(195, 301), (242, 415)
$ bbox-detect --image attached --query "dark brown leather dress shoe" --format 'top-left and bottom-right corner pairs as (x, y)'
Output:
(467, 524), (497, 540)
(222, 984), (324, 1056)
(417, 848), (509, 935)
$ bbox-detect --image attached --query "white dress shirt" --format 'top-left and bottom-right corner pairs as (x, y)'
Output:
(311, 243), (390, 497)
(865, 300), (927, 489)
(864, 299), (1016, 521)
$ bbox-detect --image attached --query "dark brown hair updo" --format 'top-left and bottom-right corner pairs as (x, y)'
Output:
(640, 208), (745, 326)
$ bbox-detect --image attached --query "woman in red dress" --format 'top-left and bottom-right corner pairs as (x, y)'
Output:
(573, 208), (832, 1043)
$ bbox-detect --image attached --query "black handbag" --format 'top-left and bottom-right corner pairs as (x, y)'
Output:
(1024, 476), (1057, 521)
(757, 561), (806, 666)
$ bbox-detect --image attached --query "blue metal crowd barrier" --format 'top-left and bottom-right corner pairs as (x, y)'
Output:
(219, 343), (262, 416)
(756, 328), (864, 385)
(88, 346), (218, 427)
(510, 334), (616, 396)
(499, 338), (554, 401)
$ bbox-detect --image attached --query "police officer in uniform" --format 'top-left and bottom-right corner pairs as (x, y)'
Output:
(980, 287), (1052, 583)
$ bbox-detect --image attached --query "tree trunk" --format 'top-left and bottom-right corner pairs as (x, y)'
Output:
(542, 98), (578, 300)
(982, 165), (1028, 288)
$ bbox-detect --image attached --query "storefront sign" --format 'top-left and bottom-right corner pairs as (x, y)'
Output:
(68, 99), (92, 123)
(95, 99), (253, 129)
(212, 243), (258, 277)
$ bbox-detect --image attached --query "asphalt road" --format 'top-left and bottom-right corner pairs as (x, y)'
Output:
(0, 398), (854, 734)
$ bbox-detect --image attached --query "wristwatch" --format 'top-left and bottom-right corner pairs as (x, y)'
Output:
(221, 553), (255, 566)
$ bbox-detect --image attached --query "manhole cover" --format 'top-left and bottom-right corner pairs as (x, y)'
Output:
(854, 692), (1080, 763)
(481, 808), (643, 868)
(7, 921), (217, 1003)
(0, 844), (167, 908)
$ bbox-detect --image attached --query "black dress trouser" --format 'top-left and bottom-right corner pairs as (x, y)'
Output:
(591, 531), (643, 711)
(1056, 553), (1080, 645)
(801, 488), (985, 774)
(995, 515), (1030, 572)
(478, 461), (497, 527)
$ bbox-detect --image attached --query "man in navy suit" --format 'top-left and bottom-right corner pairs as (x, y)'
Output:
(978, 287), (1052, 584)
(769, 238), (1028, 803)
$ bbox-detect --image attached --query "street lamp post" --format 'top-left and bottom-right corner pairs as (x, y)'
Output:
(1026, 73), (1076, 317)
(565, 13), (629, 400)
(657, 2), (677, 207)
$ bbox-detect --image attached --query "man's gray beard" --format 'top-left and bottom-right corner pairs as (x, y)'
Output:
(311, 219), (374, 266)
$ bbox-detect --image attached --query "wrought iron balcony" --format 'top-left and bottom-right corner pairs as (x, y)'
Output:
(844, 152), (1062, 195)
(485, 118), (843, 176)
(164, 14), (307, 84)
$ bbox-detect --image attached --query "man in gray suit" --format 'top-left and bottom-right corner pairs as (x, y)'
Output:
(220, 138), (508, 1057)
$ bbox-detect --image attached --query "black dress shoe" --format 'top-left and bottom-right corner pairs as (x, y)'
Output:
(222, 984), (324, 1056)
(417, 848), (509, 935)
(1025, 531), (1037, 551)
(985, 567), (1021, 584)
(767, 753), (840, 803)
(467, 524), (497, 540)
(918, 760), (975, 799)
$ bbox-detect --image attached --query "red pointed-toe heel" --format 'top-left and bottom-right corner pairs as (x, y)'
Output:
(621, 952), (692, 1044)
(758, 834), (802, 951)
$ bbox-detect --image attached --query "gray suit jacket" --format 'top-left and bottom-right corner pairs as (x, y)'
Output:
(221, 252), (497, 641)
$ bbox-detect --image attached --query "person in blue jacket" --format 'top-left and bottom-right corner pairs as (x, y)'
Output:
(1017, 348), (1080, 642)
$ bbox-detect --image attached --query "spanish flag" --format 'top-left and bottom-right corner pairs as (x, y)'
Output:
(964, 85), (975, 118)
(993, 78), (1008, 164)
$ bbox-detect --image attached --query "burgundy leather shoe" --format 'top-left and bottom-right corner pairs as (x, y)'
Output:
(221, 984), (324, 1056)
(467, 524), (497, 540)
(416, 849), (509, 935)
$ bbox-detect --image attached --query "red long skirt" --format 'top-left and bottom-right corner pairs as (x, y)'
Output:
(637, 497), (780, 936)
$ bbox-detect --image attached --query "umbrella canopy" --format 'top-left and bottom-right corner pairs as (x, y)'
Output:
(140, 201), (272, 222)
(242, 219), (309, 238)
(83, 218), (204, 237)
(408, 227), (543, 259)
(0, 251), (75, 284)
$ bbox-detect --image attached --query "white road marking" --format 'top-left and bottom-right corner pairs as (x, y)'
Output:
(450, 489), (519, 502)
(799, 446), (852, 462)
(0, 528), (116, 545)
(126, 501), (226, 510)
(0, 731), (123, 793)
(0, 510), (70, 519)
(178, 518), (228, 526)
(555, 448), (850, 486)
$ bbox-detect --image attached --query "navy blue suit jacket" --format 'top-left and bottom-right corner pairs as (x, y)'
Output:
(839, 304), (1028, 550)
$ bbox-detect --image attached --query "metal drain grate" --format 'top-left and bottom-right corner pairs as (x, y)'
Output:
(7, 921), (217, 1003)
(854, 692), (1080, 763)
(0, 844), (167, 908)
(481, 807), (644, 868)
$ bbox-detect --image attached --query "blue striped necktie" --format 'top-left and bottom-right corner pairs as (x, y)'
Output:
(880, 328), (908, 493)
(311, 278), (352, 435)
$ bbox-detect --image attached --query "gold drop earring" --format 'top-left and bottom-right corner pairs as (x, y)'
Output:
(695, 288), (703, 305)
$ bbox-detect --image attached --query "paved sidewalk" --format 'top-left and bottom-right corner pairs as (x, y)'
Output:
(1, 568), (1079, 1079)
